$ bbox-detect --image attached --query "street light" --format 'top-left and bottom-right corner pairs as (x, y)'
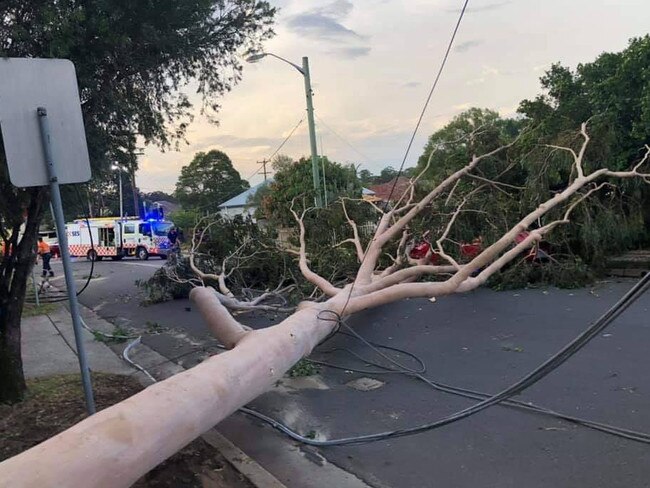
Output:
(246, 52), (323, 207)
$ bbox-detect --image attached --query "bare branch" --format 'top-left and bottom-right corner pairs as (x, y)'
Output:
(290, 199), (341, 297)
(339, 198), (365, 262)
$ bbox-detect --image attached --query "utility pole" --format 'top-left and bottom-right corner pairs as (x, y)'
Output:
(302, 57), (322, 208)
(259, 159), (268, 181)
(244, 53), (322, 207)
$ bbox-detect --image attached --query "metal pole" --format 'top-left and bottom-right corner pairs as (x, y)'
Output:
(302, 57), (322, 208)
(118, 169), (124, 252)
(37, 107), (96, 414)
(118, 169), (124, 224)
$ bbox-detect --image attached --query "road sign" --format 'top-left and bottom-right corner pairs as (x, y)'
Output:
(0, 58), (91, 187)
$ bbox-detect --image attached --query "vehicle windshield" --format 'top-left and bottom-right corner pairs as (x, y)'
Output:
(152, 221), (173, 237)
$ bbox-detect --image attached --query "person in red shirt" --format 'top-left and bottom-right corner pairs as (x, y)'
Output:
(37, 237), (54, 277)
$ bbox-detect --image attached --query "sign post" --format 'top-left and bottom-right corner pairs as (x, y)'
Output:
(37, 107), (95, 413)
(0, 58), (95, 413)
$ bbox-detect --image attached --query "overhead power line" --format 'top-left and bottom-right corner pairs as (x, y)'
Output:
(336, 0), (471, 319)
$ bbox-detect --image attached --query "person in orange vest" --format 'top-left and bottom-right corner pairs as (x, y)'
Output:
(37, 237), (54, 277)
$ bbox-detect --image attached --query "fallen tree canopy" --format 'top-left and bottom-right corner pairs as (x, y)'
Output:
(1, 124), (649, 487)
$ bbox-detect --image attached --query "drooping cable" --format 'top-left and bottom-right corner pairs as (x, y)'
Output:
(240, 274), (650, 445)
(25, 185), (95, 304)
(333, 0), (471, 319)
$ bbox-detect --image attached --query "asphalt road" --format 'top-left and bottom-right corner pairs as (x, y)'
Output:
(46, 258), (650, 487)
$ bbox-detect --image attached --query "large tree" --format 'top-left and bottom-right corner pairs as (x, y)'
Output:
(1, 124), (649, 486)
(0, 0), (276, 402)
(517, 35), (650, 261)
(175, 150), (249, 213)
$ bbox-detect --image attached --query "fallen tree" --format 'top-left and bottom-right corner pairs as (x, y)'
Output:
(1, 124), (648, 487)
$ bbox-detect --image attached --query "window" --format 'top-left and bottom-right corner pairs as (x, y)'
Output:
(139, 223), (151, 235)
(124, 224), (135, 234)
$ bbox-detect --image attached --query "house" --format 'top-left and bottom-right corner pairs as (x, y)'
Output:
(219, 181), (376, 221)
(218, 179), (272, 220)
(367, 176), (411, 203)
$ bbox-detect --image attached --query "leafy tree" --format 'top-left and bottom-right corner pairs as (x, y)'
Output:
(143, 191), (178, 205)
(0, 0), (276, 403)
(258, 156), (361, 226)
(376, 166), (399, 183)
(271, 154), (294, 173)
(358, 169), (376, 186)
(517, 35), (650, 262)
(175, 150), (249, 213)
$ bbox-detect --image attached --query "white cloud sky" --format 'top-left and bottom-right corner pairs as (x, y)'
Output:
(137, 0), (650, 194)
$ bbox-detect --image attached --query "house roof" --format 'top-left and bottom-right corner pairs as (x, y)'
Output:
(362, 187), (375, 195)
(218, 179), (273, 208)
(368, 177), (411, 202)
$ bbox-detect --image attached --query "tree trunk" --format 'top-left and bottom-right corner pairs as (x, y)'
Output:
(0, 188), (47, 403)
(0, 297), (26, 403)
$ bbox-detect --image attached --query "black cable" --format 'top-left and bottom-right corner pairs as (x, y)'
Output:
(240, 274), (650, 446)
(333, 0), (471, 319)
(25, 185), (96, 304)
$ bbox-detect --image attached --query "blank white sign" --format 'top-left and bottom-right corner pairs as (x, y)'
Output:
(0, 58), (91, 187)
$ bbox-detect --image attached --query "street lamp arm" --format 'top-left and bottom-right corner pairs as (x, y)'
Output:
(266, 53), (305, 75)
(247, 52), (305, 75)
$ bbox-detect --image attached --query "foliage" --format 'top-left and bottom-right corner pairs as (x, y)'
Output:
(168, 209), (202, 235)
(0, 0), (276, 402)
(516, 35), (650, 262)
(256, 156), (361, 226)
(487, 259), (594, 291)
(137, 258), (196, 305)
(287, 359), (319, 378)
(175, 150), (249, 213)
(139, 215), (299, 303)
(358, 166), (416, 187)
(412, 38), (650, 287)
(143, 192), (177, 205)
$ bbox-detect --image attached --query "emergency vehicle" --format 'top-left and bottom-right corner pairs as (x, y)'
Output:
(65, 217), (175, 261)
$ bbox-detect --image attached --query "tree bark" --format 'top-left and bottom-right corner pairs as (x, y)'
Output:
(0, 298), (26, 403)
(0, 187), (47, 403)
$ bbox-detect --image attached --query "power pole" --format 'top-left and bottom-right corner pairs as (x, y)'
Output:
(259, 159), (268, 181)
(302, 57), (322, 208)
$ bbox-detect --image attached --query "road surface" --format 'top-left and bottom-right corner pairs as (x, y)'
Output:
(46, 258), (650, 488)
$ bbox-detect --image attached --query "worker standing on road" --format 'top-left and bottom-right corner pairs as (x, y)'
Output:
(37, 237), (54, 277)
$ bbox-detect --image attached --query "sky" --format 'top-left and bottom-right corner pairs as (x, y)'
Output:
(136, 0), (650, 195)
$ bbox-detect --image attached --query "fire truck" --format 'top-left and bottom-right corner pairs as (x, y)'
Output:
(65, 217), (175, 261)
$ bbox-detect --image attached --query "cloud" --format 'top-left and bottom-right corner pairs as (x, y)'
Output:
(454, 39), (482, 53)
(402, 81), (421, 89)
(447, 1), (511, 13)
(193, 134), (279, 153)
(329, 46), (372, 59)
(286, 0), (371, 57)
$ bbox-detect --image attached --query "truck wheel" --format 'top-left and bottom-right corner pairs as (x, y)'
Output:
(86, 249), (98, 262)
(136, 247), (149, 260)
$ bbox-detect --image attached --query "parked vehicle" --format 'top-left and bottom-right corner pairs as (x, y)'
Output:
(66, 217), (174, 261)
